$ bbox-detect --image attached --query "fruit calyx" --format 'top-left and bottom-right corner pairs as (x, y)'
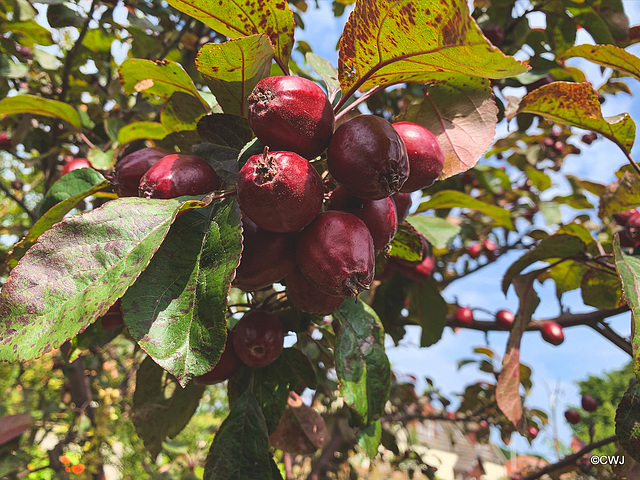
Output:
(255, 148), (278, 184)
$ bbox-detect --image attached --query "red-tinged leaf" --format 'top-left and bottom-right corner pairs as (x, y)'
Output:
(560, 44), (640, 82)
(164, 0), (294, 71)
(496, 271), (540, 430)
(613, 235), (640, 380)
(506, 82), (636, 154)
(399, 76), (497, 179)
(196, 35), (273, 117)
(0, 413), (33, 446)
(0, 197), (207, 362)
(337, 0), (527, 99)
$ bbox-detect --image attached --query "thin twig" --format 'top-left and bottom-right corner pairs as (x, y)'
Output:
(589, 321), (632, 356)
(334, 85), (386, 122)
(0, 181), (37, 222)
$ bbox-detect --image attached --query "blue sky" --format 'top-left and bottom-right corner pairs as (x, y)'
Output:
(292, 0), (640, 461)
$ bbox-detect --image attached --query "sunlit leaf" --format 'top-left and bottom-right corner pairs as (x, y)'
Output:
(417, 190), (513, 229)
(117, 121), (168, 145)
(561, 44), (640, 82)
(0, 94), (81, 129)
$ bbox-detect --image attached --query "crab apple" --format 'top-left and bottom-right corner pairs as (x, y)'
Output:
(327, 115), (409, 200)
(328, 185), (398, 251)
(233, 310), (285, 368)
(296, 211), (375, 298)
(527, 426), (539, 439)
(392, 192), (412, 223)
(482, 24), (504, 46)
(392, 121), (444, 192)
(286, 267), (345, 315)
(564, 409), (581, 425)
(114, 147), (169, 197)
(0, 132), (12, 150)
(483, 240), (498, 253)
(613, 209), (640, 226)
(193, 329), (243, 385)
(139, 154), (221, 198)
(454, 306), (474, 326)
(247, 76), (335, 159)
(467, 243), (482, 259)
(100, 299), (124, 331)
(495, 309), (514, 330)
(233, 216), (296, 291)
(540, 321), (564, 345)
(237, 149), (323, 233)
(581, 394), (598, 412)
(61, 158), (91, 176)
(394, 255), (435, 282)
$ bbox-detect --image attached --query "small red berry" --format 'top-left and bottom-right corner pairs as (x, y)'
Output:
(394, 256), (435, 282)
(527, 426), (539, 439)
(139, 154), (221, 198)
(540, 321), (564, 346)
(564, 409), (581, 425)
(581, 394), (598, 412)
(455, 307), (474, 326)
(467, 243), (482, 259)
(193, 329), (243, 384)
(0, 132), (12, 150)
(483, 240), (498, 252)
(237, 149), (323, 232)
(61, 158), (91, 176)
(495, 309), (514, 329)
(233, 311), (285, 368)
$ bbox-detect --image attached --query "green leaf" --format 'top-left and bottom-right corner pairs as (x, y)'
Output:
(333, 300), (391, 425)
(387, 222), (423, 262)
(196, 35), (273, 117)
(2, 21), (53, 46)
(599, 172), (640, 220)
(197, 114), (254, 149)
(117, 121), (168, 145)
(613, 235), (640, 380)
(337, 0), (527, 96)
(406, 215), (460, 249)
(547, 261), (588, 294)
(306, 52), (341, 103)
(0, 56), (28, 78)
(566, 6), (615, 45)
(192, 143), (241, 186)
(165, 0), (294, 70)
(132, 356), (205, 457)
(358, 421), (381, 458)
(123, 199), (242, 386)
(397, 76), (498, 179)
(0, 197), (206, 362)
(161, 91), (208, 133)
(203, 390), (273, 480)
(615, 379), (640, 463)
(417, 190), (514, 229)
(0, 94), (81, 130)
(7, 179), (110, 269)
(561, 45), (640, 82)
(38, 168), (107, 217)
(408, 277), (447, 347)
(118, 59), (207, 108)
(581, 269), (622, 310)
(46, 4), (84, 28)
(496, 272), (540, 430)
(507, 82), (635, 155)
(88, 148), (117, 170)
(502, 234), (586, 294)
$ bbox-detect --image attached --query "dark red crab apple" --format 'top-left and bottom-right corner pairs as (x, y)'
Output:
(454, 306), (474, 326)
(527, 426), (539, 439)
(237, 149), (323, 232)
(296, 211), (375, 298)
(392, 121), (445, 192)
(61, 158), (91, 176)
(467, 243), (482, 259)
(581, 394), (598, 412)
(392, 192), (412, 223)
(114, 147), (169, 197)
(233, 216), (296, 291)
(564, 409), (581, 425)
(328, 185), (398, 251)
(286, 267), (345, 315)
(233, 310), (285, 368)
(540, 321), (564, 345)
(327, 115), (409, 200)
(248, 76), (335, 159)
(495, 309), (514, 330)
(139, 154), (221, 198)
(193, 329), (243, 384)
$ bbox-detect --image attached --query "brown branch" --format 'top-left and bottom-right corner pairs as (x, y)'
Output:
(521, 435), (617, 480)
(589, 321), (632, 356)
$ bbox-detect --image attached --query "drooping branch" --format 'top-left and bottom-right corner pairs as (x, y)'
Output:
(520, 435), (618, 480)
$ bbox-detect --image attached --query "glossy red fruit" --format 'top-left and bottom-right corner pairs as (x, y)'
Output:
(581, 394), (598, 412)
(193, 329), (243, 385)
(233, 311), (285, 368)
(248, 76), (335, 159)
(455, 306), (474, 326)
(613, 209), (640, 226)
(296, 211), (375, 298)
(237, 149), (323, 233)
(100, 299), (124, 331)
(394, 256), (435, 282)
(495, 309), (514, 330)
(540, 321), (564, 345)
(392, 122), (444, 192)
(327, 115), (409, 200)
(467, 243), (482, 259)
(527, 426), (539, 439)
(564, 409), (581, 425)
(114, 147), (169, 197)
(0, 132), (12, 150)
(328, 186), (398, 251)
(62, 158), (91, 176)
(233, 216), (296, 291)
(483, 240), (498, 253)
(286, 268), (345, 315)
(139, 154), (221, 198)
(392, 192), (412, 223)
